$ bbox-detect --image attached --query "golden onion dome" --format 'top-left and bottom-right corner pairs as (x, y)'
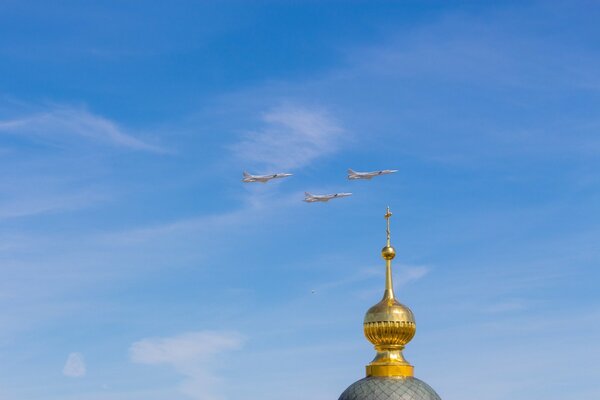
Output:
(337, 207), (442, 400)
(363, 207), (416, 377)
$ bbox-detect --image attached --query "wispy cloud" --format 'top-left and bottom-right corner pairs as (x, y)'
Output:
(356, 264), (430, 299)
(101, 189), (301, 245)
(314, 264), (430, 299)
(0, 105), (165, 153)
(63, 352), (86, 378)
(395, 265), (430, 286)
(130, 331), (244, 400)
(231, 105), (345, 170)
(483, 300), (526, 314)
(0, 189), (108, 220)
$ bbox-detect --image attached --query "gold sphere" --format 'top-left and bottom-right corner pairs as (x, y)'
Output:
(381, 245), (396, 260)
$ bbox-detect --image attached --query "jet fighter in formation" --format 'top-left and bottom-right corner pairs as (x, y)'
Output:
(303, 192), (352, 203)
(242, 171), (293, 183)
(347, 168), (398, 180)
(242, 168), (395, 202)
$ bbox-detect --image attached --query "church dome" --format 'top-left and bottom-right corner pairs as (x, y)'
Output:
(338, 376), (441, 400)
(337, 208), (442, 399)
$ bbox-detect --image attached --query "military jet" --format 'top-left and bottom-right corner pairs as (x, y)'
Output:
(242, 171), (293, 183)
(347, 168), (398, 180)
(303, 192), (352, 202)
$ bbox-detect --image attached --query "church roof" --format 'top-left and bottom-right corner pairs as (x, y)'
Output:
(338, 377), (441, 400)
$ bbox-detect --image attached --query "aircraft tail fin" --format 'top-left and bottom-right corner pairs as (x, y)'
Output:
(304, 192), (313, 197)
(243, 171), (251, 177)
(348, 168), (357, 175)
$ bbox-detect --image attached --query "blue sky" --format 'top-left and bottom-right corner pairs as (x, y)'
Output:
(0, 1), (599, 399)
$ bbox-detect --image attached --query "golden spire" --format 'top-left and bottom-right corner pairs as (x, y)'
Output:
(363, 207), (416, 378)
(382, 206), (396, 300)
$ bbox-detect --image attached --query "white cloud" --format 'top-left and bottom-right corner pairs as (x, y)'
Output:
(231, 105), (345, 170)
(0, 105), (165, 153)
(63, 352), (86, 378)
(130, 331), (244, 400)
(102, 189), (301, 245)
(396, 265), (429, 286)
(0, 189), (108, 220)
(317, 265), (430, 301)
(483, 300), (526, 314)
(353, 265), (430, 300)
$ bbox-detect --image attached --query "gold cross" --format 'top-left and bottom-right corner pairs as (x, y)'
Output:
(385, 206), (392, 246)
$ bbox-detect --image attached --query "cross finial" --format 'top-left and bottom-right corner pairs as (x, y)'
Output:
(384, 206), (392, 246)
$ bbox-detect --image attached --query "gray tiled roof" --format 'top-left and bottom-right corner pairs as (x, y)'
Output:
(338, 376), (441, 400)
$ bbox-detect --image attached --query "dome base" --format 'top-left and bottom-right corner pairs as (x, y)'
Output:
(366, 363), (414, 377)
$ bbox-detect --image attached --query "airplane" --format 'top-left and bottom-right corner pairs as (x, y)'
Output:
(242, 171), (293, 183)
(347, 168), (398, 180)
(303, 192), (352, 202)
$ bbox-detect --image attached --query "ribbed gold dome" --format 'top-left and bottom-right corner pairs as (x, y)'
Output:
(363, 207), (416, 377)
(364, 299), (416, 347)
